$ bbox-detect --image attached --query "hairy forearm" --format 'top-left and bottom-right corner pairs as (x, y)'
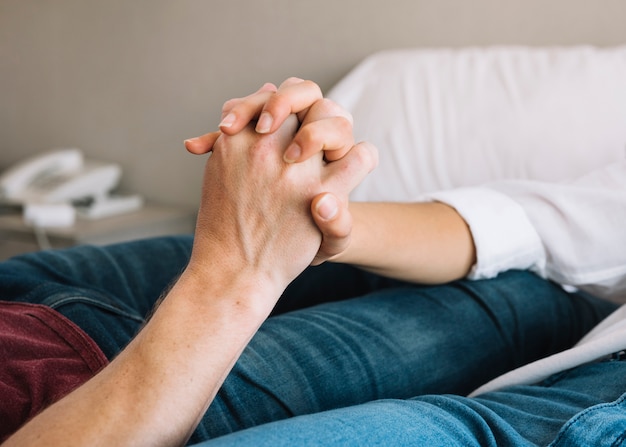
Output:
(4, 269), (274, 447)
(334, 202), (476, 284)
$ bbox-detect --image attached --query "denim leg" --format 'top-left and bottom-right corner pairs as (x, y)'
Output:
(0, 240), (404, 359)
(190, 270), (617, 442)
(194, 360), (626, 447)
(274, 262), (419, 314)
(2, 243), (618, 444)
(0, 235), (194, 359)
(474, 360), (626, 446)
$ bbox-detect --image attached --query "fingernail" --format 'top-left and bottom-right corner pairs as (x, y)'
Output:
(283, 143), (302, 163)
(316, 195), (338, 220)
(256, 112), (273, 134)
(219, 113), (236, 128)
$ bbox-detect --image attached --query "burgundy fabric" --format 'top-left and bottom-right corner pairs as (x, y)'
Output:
(0, 301), (108, 442)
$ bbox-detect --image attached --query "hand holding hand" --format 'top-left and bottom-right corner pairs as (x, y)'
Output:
(188, 115), (376, 300)
(185, 78), (377, 266)
(185, 77), (355, 163)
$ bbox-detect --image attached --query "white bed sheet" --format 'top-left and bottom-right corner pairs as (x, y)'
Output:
(328, 46), (626, 202)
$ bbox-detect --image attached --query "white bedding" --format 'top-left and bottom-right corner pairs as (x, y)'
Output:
(327, 46), (626, 202)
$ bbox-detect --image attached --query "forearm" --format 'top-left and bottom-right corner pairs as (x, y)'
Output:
(5, 80), (376, 447)
(333, 202), (476, 284)
(5, 269), (274, 447)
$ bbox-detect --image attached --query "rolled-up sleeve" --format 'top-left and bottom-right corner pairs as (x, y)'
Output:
(424, 187), (545, 281)
(424, 160), (626, 303)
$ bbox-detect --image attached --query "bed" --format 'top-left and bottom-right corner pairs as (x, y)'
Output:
(326, 45), (626, 202)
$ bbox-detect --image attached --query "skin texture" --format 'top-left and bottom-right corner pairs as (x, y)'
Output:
(335, 201), (476, 283)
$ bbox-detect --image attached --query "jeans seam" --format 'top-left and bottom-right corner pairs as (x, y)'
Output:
(46, 295), (146, 323)
(549, 393), (626, 447)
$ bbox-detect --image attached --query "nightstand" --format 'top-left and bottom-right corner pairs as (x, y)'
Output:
(0, 203), (196, 261)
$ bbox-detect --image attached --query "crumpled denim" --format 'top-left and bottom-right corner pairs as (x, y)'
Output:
(0, 235), (619, 446)
(200, 360), (626, 446)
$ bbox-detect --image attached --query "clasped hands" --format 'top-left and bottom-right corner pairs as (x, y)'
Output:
(184, 78), (378, 293)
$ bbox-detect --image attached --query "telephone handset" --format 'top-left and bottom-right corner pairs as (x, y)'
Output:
(0, 148), (122, 205)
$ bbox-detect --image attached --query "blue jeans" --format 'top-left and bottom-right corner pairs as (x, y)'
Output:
(0, 236), (620, 445)
(201, 360), (626, 446)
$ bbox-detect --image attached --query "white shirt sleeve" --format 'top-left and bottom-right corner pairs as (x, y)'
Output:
(424, 159), (626, 303)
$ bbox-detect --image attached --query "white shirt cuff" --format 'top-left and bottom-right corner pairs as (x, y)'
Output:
(422, 187), (546, 280)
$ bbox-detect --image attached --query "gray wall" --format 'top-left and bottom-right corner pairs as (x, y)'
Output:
(2, 0), (626, 209)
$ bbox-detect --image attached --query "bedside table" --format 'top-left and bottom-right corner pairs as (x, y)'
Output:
(0, 204), (196, 261)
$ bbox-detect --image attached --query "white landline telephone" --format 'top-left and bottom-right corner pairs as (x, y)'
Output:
(0, 148), (143, 226)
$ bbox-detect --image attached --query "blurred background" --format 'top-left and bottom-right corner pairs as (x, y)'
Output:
(2, 0), (626, 209)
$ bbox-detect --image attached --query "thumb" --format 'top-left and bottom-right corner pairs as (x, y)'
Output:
(310, 193), (352, 265)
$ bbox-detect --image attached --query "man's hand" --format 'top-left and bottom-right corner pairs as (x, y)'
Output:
(6, 110), (375, 447)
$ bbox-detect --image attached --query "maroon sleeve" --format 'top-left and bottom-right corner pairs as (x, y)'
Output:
(0, 301), (109, 442)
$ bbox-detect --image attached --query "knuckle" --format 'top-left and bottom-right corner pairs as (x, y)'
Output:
(360, 142), (379, 170)
(264, 92), (290, 115)
(322, 234), (350, 259)
(296, 124), (322, 148)
(327, 224), (350, 239)
(352, 142), (377, 171)
(283, 76), (305, 86)
(260, 82), (278, 92)
(336, 115), (353, 135)
(318, 98), (352, 122)
(222, 98), (240, 112)
(300, 79), (322, 95)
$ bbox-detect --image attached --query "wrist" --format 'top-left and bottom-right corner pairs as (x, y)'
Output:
(179, 256), (283, 320)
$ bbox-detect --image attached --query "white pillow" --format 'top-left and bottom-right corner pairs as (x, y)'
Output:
(328, 46), (626, 202)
